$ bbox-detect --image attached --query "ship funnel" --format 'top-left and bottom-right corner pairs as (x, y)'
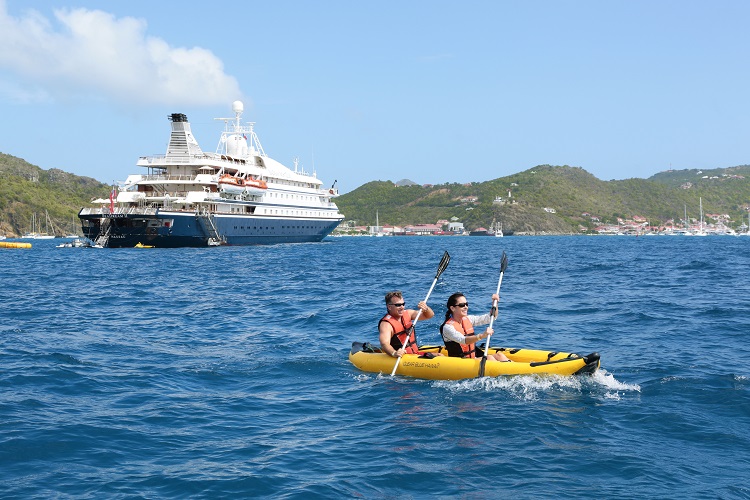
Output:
(166, 112), (203, 159)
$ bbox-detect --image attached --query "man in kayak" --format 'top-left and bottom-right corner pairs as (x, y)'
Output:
(378, 291), (442, 358)
(440, 292), (511, 361)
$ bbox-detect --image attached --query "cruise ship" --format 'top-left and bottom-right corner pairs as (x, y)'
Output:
(79, 101), (344, 247)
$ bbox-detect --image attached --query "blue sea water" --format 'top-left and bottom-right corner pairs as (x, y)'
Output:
(1, 235), (749, 499)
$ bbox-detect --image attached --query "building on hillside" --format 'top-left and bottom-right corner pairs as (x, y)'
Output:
(447, 222), (464, 234)
(403, 224), (443, 235)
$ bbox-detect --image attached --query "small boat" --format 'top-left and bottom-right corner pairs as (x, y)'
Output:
(56, 238), (94, 248)
(349, 342), (600, 379)
(135, 242), (155, 248)
(469, 227), (492, 236)
(492, 220), (503, 237)
(470, 218), (503, 237)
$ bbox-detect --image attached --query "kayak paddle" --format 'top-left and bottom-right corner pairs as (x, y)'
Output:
(479, 251), (508, 376)
(390, 250), (450, 376)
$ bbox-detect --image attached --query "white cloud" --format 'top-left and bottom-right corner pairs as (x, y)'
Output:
(0, 2), (242, 105)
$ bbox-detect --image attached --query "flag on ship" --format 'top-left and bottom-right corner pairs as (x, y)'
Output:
(109, 185), (116, 213)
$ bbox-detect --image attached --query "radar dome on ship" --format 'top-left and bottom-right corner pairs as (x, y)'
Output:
(226, 134), (248, 157)
(232, 101), (244, 113)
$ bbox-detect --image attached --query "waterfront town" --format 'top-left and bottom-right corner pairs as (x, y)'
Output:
(334, 211), (745, 237)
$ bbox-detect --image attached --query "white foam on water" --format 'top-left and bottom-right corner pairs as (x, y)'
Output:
(428, 368), (640, 401)
(591, 369), (641, 392)
(432, 373), (585, 401)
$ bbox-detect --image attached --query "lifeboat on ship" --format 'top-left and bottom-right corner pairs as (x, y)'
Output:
(217, 174), (267, 196)
(349, 342), (600, 380)
(242, 177), (268, 195)
(217, 174), (245, 195)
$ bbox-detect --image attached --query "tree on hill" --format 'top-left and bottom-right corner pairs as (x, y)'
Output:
(0, 153), (109, 236)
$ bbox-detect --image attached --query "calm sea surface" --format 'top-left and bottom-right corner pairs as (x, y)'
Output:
(1, 235), (749, 499)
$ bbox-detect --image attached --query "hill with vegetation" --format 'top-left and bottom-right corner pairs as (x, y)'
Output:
(334, 164), (750, 234)
(3, 151), (750, 237)
(0, 153), (109, 236)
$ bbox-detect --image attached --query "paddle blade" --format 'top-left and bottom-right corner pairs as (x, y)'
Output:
(435, 251), (450, 279)
(500, 251), (509, 273)
(351, 341), (365, 354)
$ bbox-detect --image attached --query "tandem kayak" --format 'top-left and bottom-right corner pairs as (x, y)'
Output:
(349, 342), (600, 380)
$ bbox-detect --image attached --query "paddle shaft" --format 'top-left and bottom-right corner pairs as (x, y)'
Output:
(389, 278), (437, 376)
(390, 251), (450, 377)
(483, 252), (508, 358)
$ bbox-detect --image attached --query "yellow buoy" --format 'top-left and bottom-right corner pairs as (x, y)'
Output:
(0, 241), (32, 249)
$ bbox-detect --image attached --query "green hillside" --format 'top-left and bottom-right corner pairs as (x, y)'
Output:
(0, 153), (109, 236)
(3, 151), (750, 237)
(335, 165), (750, 233)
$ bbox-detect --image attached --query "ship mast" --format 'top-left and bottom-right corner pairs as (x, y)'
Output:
(214, 100), (266, 157)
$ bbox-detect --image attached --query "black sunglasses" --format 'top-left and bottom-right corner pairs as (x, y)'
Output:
(388, 302), (405, 307)
(453, 302), (469, 308)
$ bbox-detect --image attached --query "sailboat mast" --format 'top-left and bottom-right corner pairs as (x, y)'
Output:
(684, 204), (688, 230)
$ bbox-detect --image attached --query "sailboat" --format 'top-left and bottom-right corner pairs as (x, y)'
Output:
(22, 212), (55, 239)
(679, 204), (693, 236)
(374, 210), (384, 237)
(741, 211), (750, 236)
(21, 213), (38, 239)
(694, 198), (708, 236)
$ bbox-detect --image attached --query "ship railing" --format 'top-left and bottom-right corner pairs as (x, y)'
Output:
(94, 217), (112, 247)
(80, 206), (159, 216)
(139, 153), (217, 163)
(136, 174), (216, 182)
(195, 207), (226, 245)
(138, 153), (251, 167)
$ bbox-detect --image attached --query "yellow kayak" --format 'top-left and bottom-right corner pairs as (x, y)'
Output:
(349, 342), (600, 380)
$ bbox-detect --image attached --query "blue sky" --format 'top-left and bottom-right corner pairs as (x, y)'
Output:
(1, 0), (749, 193)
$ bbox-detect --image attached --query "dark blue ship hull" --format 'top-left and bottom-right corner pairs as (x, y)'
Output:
(80, 210), (341, 248)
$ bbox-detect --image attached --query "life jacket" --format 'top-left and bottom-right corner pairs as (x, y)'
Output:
(443, 316), (476, 358)
(380, 313), (419, 354)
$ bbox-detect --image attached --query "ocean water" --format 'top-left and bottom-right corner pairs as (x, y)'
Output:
(1, 235), (748, 499)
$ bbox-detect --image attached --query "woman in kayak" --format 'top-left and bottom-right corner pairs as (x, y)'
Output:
(440, 292), (511, 361)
